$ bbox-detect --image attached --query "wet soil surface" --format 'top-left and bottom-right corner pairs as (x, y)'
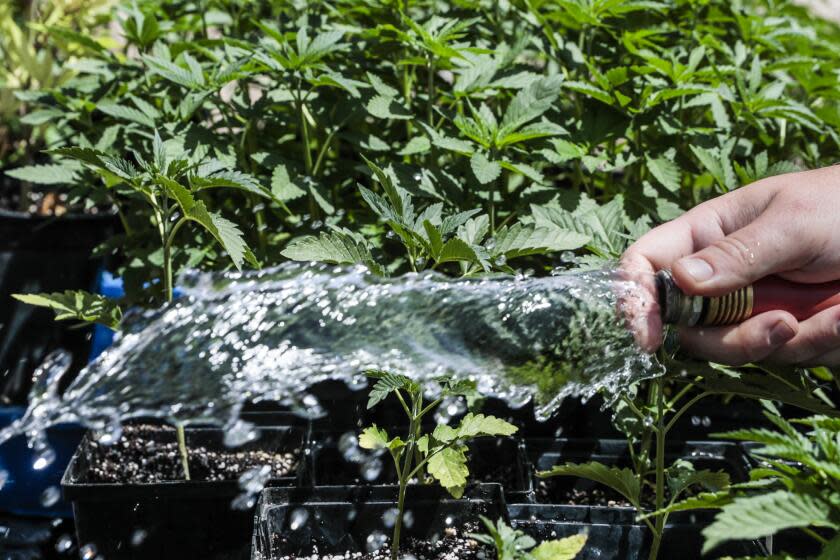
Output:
(537, 479), (634, 507)
(83, 425), (300, 483)
(273, 526), (494, 559)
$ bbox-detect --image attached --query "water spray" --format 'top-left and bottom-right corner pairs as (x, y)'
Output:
(657, 270), (840, 326)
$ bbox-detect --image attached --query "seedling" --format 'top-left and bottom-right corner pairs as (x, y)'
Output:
(358, 370), (517, 560)
(470, 516), (587, 560)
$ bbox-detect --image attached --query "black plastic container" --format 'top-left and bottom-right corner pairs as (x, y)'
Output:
(525, 438), (751, 511)
(511, 438), (757, 558)
(309, 433), (533, 501)
(61, 425), (307, 560)
(0, 209), (116, 403)
(508, 503), (768, 560)
(251, 484), (506, 559)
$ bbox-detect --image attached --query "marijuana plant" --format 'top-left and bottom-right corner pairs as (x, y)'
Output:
(470, 516), (587, 560)
(679, 410), (840, 558)
(358, 371), (517, 560)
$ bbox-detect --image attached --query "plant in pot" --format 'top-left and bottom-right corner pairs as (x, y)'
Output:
(357, 370), (520, 560)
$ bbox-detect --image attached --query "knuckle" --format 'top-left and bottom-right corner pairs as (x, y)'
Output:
(708, 236), (755, 275)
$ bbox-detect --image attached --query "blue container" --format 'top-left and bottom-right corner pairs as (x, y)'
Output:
(0, 407), (84, 518)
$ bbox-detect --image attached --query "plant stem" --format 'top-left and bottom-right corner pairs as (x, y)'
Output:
(648, 378), (666, 560)
(427, 56), (435, 127)
(176, 423), (191, 481)
(392, 474), (408, 560)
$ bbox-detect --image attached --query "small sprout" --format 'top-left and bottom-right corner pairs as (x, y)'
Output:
(470, 516), (587, 560)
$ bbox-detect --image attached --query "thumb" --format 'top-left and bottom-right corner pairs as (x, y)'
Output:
(671, 215), (790, 296)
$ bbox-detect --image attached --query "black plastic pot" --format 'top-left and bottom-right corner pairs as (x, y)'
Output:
(508, 504), (768, 560)
(511, 438), (758, 559)
(61, 425), (307, 560)
(309, 433), (533, 501)
(0, 209), (116, 404)
(525, 438), (750, 511)
(251, 484), (506, 559)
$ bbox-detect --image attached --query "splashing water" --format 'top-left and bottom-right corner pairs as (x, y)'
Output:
(0, 262), (661, 450)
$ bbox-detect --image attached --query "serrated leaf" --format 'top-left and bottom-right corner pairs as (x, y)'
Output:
(531, 534), (587, 560)
(499, 75), (563, 137)
(5, 164), (76, 185)
(365, 371), (415, 409)
(191, 205), (254, 271)
(456, 413), (517, 438)
(190, 170), (269, 198)
(427, 446), (469, 496)
(492, 223), (589, 259)
(437, 238), (479, 264)
(359, 426), (390, 450)
(702, 491), (835, 553)
(367, 95), (413, 120)
(470, 152), (502, 184)
(646, 154), (681, 193)
(281, 231), (383, 276)
(539, 462), (641, 508)
(97, 101), (155, 127)
(13, 291), (122, 330)
(271, 165), (306, 201)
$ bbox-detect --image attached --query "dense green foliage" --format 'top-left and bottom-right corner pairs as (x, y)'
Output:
(3, 1), (840, 557)
(470, 516), (587, 560)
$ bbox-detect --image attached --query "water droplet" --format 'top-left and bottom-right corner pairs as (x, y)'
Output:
(414, 256), (426, 268)
(33, 447), (56, 471)
(361, 456), (383, 481)
(290, 508), (309, 531)
(560, 251), (577, 263)
(339, 431), (363, 463)
(485, 239), (496, 251)
(494, 254), (508, 267)
(402, 510), (415, 528)
(0, 470), (8, 490)
(386, 230), (396, 240)
(224, 419), (258, 447)
(366, 531), (388, 552)
(40, 486), (60, 507)
(383, 507), (399, 528)
(131, 529), (148, 547)
(643, 416), (654, 428)
(55, 534), (73, 553)
(80, 544), (97, 560)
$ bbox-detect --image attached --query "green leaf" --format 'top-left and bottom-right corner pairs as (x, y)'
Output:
(499, 75), (563, 137)
(492, 223), (589, 259)
(531, 534), (587, 560)
(5, 164), (76, 185)
(702, 491), (836, 553)
(470, 152), (502, 185)
(97, 100), (156, 127)
(359, 425), (390, 450)
(271, 165), (306, 201)
(426, 446), (469, 497)
(437, 238), (480, 264)
(367, 95), (413, 120)
(191, 205), (254, 271)
(365, 371), (416, 409)
(646, 154), (681, 193)
(539, 462), (641, 508)
(456, 413), (518, 438)
(190, 170), (269, 198)
(13, 291), (122, 330)
(281, 230), (383, 276)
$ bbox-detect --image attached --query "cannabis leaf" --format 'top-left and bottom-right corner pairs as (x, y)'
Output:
(13, 291), (122, 330)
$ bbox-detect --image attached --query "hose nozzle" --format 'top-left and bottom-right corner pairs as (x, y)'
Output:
(656, 270), (754, 327)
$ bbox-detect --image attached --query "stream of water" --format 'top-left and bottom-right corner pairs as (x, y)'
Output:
(0, 262), (661, 458)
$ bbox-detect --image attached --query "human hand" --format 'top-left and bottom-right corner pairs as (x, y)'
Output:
(621, 165), (840, 365)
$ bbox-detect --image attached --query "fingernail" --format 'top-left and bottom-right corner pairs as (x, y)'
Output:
(769, 320), (796, 346)
(678, 258), (714, 282)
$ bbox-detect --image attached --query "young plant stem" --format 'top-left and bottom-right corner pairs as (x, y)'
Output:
(176, 423), (191, 481)
(426, 56), (435, 127)
(648, 377), (666, 560)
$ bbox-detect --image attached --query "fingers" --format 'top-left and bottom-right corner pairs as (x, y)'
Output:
(671, 210), (805, 297)
(617, 252), (662, 352)
(767, 305), (840, 366)
(678, 310), (798, 366)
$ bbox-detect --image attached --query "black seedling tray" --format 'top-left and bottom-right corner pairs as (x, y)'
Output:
(62, 425), (307, 560)
(523, 438), (750, 524)
(509, 504), (768, 560)
(308, 433), (533, 500)
(251, 484), (506, 559)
